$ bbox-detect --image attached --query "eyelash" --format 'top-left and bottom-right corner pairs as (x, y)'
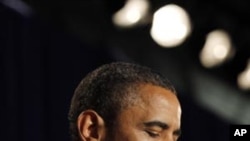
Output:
(146, 130), (160, 138)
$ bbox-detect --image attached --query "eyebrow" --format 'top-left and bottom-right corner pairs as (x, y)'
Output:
(143, 121), (169, 129)
(143, 120), (182, 136)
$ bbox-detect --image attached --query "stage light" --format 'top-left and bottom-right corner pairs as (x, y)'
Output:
(150, 4), (191, 48)
(112, 0), (150, 28)
(199, 29), (235, 68)
(237, 59), (250, 91)
(2, 0), (32, 16)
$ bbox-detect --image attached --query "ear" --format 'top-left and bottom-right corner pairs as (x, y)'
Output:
(77, 110), (106, 141)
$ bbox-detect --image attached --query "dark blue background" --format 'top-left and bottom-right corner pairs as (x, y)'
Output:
(1, 2), (231, 141)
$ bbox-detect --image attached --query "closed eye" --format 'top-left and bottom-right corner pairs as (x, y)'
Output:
(145, 130), (160, 138)
(143, 121), (167, 138)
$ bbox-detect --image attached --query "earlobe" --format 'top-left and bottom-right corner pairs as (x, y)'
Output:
(77, 110), (106, 141)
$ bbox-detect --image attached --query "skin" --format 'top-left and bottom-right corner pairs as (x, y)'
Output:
(77, 84), (182, 141)
(111, 84), (182, 141)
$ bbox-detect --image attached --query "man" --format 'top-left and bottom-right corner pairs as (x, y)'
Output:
(68, 62), (182, 141)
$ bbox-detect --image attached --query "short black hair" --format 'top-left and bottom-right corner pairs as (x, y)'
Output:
(68, 62), (176, 141)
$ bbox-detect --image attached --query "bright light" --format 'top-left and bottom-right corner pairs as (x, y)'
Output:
(150, 4), (191, 48)
(112, 0), (150, 28)
(199, 29), (234, 68)
(238, 59), (250, 90)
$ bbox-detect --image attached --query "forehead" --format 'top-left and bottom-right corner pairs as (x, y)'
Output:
(117, 84), (181, 127)
(137, 84), (181, 116)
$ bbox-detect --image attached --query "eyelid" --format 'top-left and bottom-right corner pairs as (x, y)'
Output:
(145, 130), (160, 137)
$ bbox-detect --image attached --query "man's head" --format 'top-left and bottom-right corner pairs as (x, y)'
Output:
(68, 62), (181, 141)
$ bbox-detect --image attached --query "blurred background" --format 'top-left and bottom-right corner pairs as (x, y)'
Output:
(1, 0), (250, 141)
